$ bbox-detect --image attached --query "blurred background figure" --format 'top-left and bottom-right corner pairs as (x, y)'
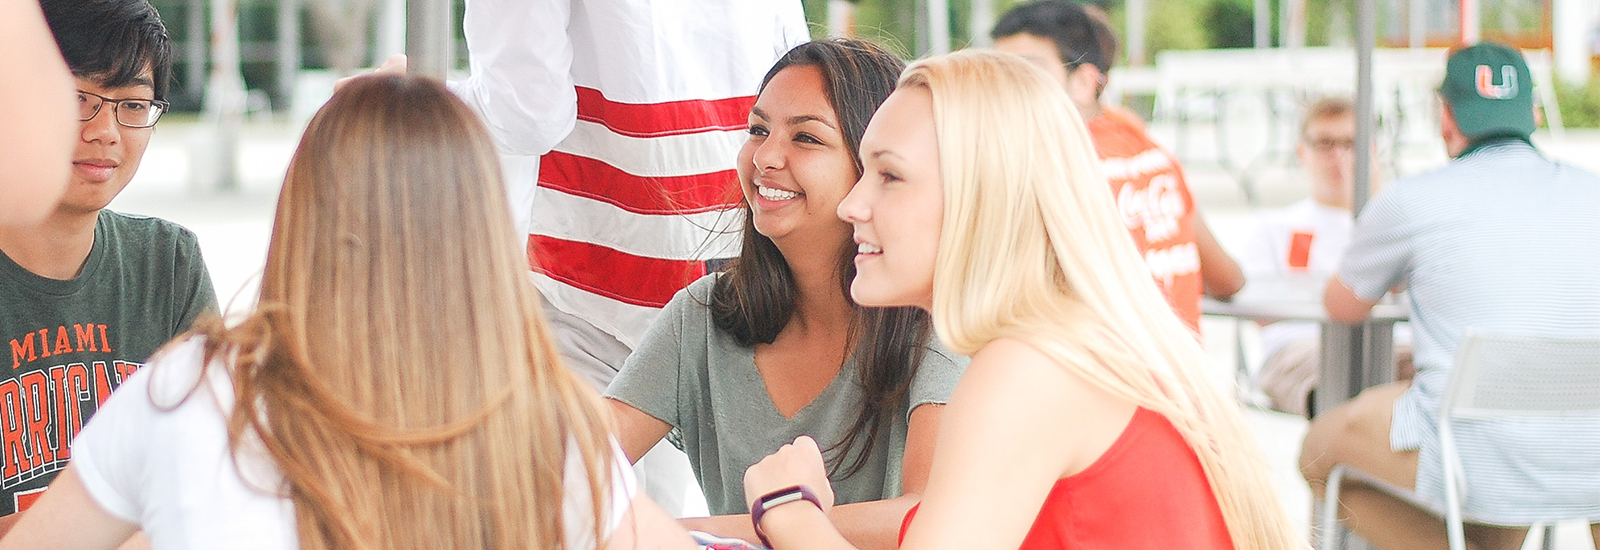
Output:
(1240, 96), (1412, 417)
(990, 0), (1246, 335)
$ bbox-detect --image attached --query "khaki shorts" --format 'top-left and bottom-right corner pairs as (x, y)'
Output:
(1256, 336), (1413, 417)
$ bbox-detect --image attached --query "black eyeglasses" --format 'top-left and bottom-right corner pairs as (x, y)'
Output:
(77, 90), (168, 128)
(1304, 137), (1356, 153)
(1017, 50), (1094, 72)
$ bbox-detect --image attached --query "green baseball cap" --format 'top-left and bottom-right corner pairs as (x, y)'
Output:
(1439, 42), (1536, 140)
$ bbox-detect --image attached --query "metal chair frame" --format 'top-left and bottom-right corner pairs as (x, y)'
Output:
(1318, 333), (1600, 550)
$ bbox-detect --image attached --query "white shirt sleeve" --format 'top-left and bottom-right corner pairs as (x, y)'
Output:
(451, 0), (577, 158)
(563, 439), (639, 550)
(71, 339), (211, 524)
(448, 0), (579, 238)
(71, 379), (151, 524)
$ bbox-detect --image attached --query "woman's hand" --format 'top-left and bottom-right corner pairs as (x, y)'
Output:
(743, 436), (835, 514)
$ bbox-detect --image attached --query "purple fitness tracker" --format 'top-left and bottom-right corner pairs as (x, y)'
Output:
(750, 484), (821, 548)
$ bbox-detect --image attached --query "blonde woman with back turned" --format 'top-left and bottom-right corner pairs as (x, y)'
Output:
(742, 51), (1302, 549)
(0, 75), (695, 550)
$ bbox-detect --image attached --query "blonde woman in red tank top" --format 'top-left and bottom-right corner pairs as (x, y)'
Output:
(740, 51), (1304, 550)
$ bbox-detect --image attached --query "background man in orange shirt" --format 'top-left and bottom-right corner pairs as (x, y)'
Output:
(992, 0), (1245, 332)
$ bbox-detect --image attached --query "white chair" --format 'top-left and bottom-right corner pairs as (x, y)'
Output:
(1318, 333), (1600, 550)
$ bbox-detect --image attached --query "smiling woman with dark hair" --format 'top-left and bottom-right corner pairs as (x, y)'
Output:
(605, 39), (967, 550)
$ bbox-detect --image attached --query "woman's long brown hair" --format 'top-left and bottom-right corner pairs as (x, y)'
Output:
(710, 39), (933, 480)
(196, 75), (616, 549)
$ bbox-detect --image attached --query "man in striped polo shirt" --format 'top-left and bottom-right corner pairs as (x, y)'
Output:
(1302, 42), (1600, 548)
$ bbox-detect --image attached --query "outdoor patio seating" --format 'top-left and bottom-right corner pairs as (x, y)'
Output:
(1318, 333), (1600, 550)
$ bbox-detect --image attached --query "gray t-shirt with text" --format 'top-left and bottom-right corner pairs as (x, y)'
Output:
(0, 210), (216, 516)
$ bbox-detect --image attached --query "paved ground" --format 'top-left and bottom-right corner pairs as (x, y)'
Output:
(107, 117), (1600, 548)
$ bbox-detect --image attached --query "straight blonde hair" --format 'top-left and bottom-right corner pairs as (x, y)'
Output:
(195, 75), (616, 549)
(910, 51), (1302, 549)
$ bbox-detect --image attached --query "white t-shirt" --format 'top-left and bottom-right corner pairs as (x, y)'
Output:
(1240, 199), (1355, 357)
(1240, 198), (1411, 366)
(71, 337), (636, 549)
(1240, 198), (1353, 278)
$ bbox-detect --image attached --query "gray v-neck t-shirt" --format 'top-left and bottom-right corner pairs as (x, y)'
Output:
(604, 275), (968, 514)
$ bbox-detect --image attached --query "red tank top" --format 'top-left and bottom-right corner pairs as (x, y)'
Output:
(898, 408), (1234, 549)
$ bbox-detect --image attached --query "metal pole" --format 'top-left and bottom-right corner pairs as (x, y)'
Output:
(914, 0), (929, 55)
(1552, 0), (1593, 83)
(1460, 0), (1480, 43)
(1282, 0), (1306, 48)
(1313, 13), (1382, 550)
(276, 0), (299, 114)
(1354, 0), (1375, 214)
(827, 0), (856, 38)
(1408, 0), (1426, 47)
(1127, 0), (1147, 65)
(927, 0), (950, 54)
(1316, 8), (1380, 549)
(196, 0), (243, 192)
(1255, 0), (1270, 48)
(377, 0), (406, 60)
(406, 0), (453, 79)
(186, 0), (205, 105)
(969, 0), (994, 48)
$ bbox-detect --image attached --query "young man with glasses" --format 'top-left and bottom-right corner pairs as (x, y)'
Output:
(1239, 97), (1412, 416)
(991, 0), (1245, 334)
(0, 0), (215, 532)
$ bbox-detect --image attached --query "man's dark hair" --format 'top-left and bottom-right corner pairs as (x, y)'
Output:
(991, 0), (1118, 76)
(41, 0), (174, 100)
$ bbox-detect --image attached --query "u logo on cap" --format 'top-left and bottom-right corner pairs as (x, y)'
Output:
(1475, 65), (1518, 99)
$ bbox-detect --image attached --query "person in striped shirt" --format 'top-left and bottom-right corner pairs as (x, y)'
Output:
(1303, 42), (1600, 549)
(450, 0), (809, 518)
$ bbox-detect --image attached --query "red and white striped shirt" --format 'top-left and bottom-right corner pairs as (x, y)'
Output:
(455, 0), (809, 347)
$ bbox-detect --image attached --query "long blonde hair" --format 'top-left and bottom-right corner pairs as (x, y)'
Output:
(911, 51), (1301, 549)
(197, 75), (615, 549)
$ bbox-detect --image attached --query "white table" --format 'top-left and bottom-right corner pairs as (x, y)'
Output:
(1203, 275), (1408, 416)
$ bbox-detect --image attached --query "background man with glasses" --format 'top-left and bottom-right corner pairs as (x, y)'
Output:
(0, 0), (216, 534)
(991, 0), (1246, 334)
(1239, 97), (1411, 417)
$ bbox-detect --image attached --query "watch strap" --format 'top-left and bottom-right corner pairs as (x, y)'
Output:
(750, 485), (821, 548)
